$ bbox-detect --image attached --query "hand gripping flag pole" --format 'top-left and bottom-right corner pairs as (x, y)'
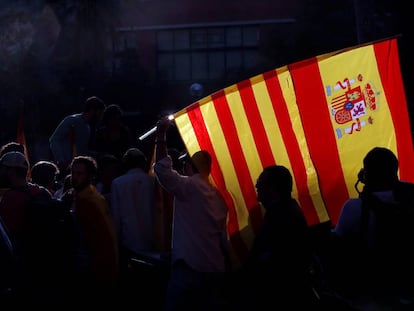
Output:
(138, 114), (175, 141)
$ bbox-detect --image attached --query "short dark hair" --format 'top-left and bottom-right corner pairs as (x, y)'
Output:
(0, 142), (25, 158)
(84, 96), (105, 112)
(259, 165), (293, 195)
(97, 154), (119, 170)
(190, 150), (212, 175)
(31, 160), (59, 187)
(102, 104), (122, 124)
(70, 155), (98, 177)
(363, 147), (399, 185)
(122, 148), (147, 170)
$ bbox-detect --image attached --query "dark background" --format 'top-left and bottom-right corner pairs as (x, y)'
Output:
(0, 0), (412, 163)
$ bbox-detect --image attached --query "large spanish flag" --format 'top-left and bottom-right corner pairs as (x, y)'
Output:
(172, 37), (414, 267)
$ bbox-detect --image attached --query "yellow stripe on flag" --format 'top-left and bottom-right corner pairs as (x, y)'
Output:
(277, 69), (329, 223)
(201, 97), (256, 248)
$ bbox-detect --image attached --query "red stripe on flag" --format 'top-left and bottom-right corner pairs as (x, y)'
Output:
(185, 103), (249, 260)
(289, 58), (349, 225)
(237, 79), (275, 167)
(237, 80), (273, 229)
(263, 70), (320, 225)
(211, 90), (263, 234)
(374, 39), (414, 182)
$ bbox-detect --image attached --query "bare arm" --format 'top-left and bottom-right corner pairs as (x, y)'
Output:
(155, 116), (171, 161)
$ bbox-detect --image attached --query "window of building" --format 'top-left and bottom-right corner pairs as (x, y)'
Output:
(157, 26), (259, 82)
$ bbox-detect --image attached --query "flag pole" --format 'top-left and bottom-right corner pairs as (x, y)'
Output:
(138, 126), (157, 141)
(138, 114), (175, 141)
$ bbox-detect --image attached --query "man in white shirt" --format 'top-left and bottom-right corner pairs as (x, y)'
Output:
(154, 116), (229, 311)
(49, 96), (105, 173)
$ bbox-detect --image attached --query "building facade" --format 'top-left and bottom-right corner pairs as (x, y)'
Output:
(112, 0), (306, 113)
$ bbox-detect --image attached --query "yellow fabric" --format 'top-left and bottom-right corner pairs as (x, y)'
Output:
(75, 184), (119, 284)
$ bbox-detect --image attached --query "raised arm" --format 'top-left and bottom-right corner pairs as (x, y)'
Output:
(155, 116), (172, 162)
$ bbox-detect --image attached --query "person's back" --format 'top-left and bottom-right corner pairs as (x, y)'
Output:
(248, 198), (310, 275)
(360, 181), (414, 290)
(95, 154), (121, 204)
(91, 104), (136, 160)
(49, 96), (105, 172)
(70, 156), (119, 294)
(30, 160), (60, 196)
(154, 151), (228, 272)
(0, 152), (37, 254)
(238, 165), (313, 310)
(19, 183), (77, 302)
(0, 151), (74, 305)
(332, 147), (414, 310)
(0, 216), (20, 304)
(111, 148), (155, 256)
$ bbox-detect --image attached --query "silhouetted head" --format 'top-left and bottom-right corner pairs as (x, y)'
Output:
(362, 147), (399, 192)
(84, 96), (105, 112)
(256, 165), (293, 207)
(0, 151), (29, 187)
(0, 142), (25, 158)
(190, 150), (212, 177)
(31, 160), (60, 192)
(102, 104), (123, 125)
(70, 156), (97, 191)
(178, 150), (212, 177)
(122, 148), (147, 171)
(83, 96), (106, 125)
(0, 151), (28, 170)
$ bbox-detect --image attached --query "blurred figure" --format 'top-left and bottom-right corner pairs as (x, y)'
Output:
(154, 147), (183, 254)
(110, 147), (157, 304)
(0, 215), (17, 304)
(0, 142), (25, 158)
(91, 104), (136, 160)
(331, 147), (414, 310)
(0, 142), (26, 196)
(0, 146), (25, 303)
(53, 173), (72, 200)
(95, 154), (121, 204)
(49, 96), (106, 174)
(0, 152), (50, 253)
(154, 116), (229, 311)
(30, 160), (60, 196)
(69, 155), (119, 304)
(233, 165), (314, 310)
(0, 151), (56, 304)
(111, 148), (156, 258)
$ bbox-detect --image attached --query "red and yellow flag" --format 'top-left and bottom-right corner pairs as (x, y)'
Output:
(172, 37), (414, 267)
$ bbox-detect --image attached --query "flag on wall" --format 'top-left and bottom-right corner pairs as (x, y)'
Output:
(172, 37), (414, 266)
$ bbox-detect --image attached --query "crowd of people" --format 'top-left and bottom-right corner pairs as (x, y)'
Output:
(1, 96), (414, 310)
